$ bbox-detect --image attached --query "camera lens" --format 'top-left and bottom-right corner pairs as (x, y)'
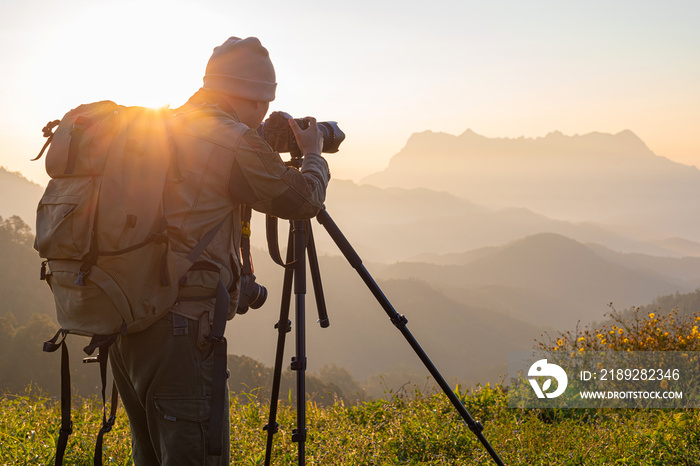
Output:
(248, 283), (268, 309)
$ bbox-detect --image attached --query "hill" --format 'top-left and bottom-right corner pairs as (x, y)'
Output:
(0, 215), (54, 325)
(0, 167), (43, 228)
(377, 233), (697, 329)
(286, 180), (697, 262)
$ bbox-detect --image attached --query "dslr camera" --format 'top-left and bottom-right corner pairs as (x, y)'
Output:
(257, 111), (345, 158)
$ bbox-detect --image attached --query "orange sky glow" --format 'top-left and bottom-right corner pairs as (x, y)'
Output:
(0, 0), (698, 186)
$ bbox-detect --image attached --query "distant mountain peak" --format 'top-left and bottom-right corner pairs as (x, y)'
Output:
(362, 127), (693, 220)
(544, 130), (565, 139)
(458, 128), (487, 139)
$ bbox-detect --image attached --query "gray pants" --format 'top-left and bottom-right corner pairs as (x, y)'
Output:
(110, 311), (230, 465)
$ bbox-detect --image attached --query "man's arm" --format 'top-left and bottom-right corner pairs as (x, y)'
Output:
(229, 121), (330, 219)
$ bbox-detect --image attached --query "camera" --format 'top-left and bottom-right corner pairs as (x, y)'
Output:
(237, 273), (267, 315)
(257, 111), (345, 157)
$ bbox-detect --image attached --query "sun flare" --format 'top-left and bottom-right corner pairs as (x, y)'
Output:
(38, 2), (222, 112)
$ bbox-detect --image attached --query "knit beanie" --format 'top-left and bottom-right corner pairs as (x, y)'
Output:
(203, 37), (277, 102)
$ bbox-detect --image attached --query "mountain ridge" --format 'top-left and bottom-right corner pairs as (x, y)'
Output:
(362, 129), (700, 222)
(377, 232), (690, 329)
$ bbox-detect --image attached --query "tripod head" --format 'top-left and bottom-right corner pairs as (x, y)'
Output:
(284, 154), (304, 169)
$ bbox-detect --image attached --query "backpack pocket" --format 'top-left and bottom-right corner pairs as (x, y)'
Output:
(36, 176), (100, 259)
(48, 260), (131, 336)
(46, 240), (180, 336)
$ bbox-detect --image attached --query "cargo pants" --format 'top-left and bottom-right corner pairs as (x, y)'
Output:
(110, 310), (230, 465)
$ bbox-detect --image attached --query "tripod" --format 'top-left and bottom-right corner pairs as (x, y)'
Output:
(262, 208), (505, 466)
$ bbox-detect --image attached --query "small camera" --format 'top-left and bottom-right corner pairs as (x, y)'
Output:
(237, 273), (267, 315)
(257, 111), (345, 157)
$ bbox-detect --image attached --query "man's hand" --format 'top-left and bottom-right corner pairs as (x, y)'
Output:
(289, 117), (324, 156)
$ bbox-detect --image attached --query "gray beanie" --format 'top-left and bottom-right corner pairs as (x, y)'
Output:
(203, 37), (277, 102)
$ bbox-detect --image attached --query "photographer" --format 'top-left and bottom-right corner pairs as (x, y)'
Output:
(109, 36), (330, 465)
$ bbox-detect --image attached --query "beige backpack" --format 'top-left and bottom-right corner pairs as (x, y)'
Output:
(34, 101), (232, 464)
(34, 101), (182, 336)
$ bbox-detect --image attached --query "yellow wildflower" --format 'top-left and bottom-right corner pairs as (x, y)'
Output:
(557, 339), (564, 346)
(649, 313), (656, 319)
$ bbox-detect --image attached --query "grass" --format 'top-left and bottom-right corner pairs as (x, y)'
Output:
(3, 386), (700, 465)
(3, 308), (700, 465)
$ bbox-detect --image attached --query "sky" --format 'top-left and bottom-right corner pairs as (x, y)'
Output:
(0, 0), (698, 186)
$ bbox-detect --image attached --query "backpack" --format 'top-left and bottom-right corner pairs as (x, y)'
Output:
(35, 101), (180, 336)
(34, 101), (232, 464)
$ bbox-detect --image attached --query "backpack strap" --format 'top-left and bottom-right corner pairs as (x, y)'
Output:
(180, 217), (229, 456)
(64, 116), (91, 175)
(83, 334), (119, 466)
(31, 120), (61, 161)
(206, 278), (230, 456)
(43, 330), (72, 466)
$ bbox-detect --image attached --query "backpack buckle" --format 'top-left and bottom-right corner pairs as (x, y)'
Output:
(40, 260), (48, 281)
(206, 334), (226, 344)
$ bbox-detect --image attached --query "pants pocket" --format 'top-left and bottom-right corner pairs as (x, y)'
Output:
(154, 396), (210, 464)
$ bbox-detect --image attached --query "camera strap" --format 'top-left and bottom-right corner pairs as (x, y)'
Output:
(241, 205), (253, 275)
(265, 214), (288, 267)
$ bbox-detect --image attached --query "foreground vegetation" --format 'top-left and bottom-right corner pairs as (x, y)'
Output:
(3, 308), (700, 465)
(3, 383), (700, 465)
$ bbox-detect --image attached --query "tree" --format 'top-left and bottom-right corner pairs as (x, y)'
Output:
(0, 215), (34, 248)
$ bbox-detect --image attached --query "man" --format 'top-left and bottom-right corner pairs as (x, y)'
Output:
(109, 36), (330, 465)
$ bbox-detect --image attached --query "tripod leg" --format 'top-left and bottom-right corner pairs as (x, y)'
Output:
(316, 208), (506, 466)
(290, 220), (308, 465)
(264, 230), (295, 466)
(306, 220), (329, 328)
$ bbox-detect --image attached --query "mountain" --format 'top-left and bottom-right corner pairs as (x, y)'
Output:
(6, 159), (697, 262)
(377, 233), (696, 330)
(292, 180), (697, 262)
(361, 130), (700, 230)
(0, 167), (43, 228)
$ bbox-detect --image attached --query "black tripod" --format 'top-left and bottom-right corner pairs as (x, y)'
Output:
(262, 208), (505, 466)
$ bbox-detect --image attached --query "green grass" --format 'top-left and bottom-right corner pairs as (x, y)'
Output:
(2, 384), (700, 465)
(4, 308), (700, 465)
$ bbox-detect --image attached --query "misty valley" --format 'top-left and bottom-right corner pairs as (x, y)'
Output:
(3, 128), (700, 401)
